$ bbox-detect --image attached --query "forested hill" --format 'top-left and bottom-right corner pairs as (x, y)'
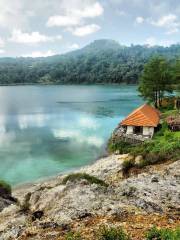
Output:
(0, 39), (180, 85)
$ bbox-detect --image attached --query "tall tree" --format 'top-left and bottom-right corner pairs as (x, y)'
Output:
(138, 56), (173, 108)
(174, 59), (180, 95)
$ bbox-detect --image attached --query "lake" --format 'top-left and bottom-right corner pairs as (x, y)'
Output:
(0, 85), (142, 185)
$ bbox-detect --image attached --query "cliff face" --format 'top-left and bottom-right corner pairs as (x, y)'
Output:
(0, 155), (179, 239)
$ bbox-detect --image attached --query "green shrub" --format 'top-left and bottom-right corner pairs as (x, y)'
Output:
(0, 180), (11, 195)
(108, 139), (133, 154)
(97, 225), (130, 240)
(154, 122), (168, 137)
(164, 129), (174, 140)
(62, 173), (108, 187)
(65, 232), (82, 240)
(145, 226), (180, 240)
(122, 160), (134, 175)
(145, 152), (166, 165)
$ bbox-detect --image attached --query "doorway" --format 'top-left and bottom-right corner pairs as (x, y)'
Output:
(134, 126), (143, 135)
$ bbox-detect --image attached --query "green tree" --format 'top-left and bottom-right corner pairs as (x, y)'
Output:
(138, 56), (173, 108)
(174, 59), (180, 94)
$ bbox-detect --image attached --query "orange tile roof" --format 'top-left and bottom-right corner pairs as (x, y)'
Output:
(121, 104), (160, 127)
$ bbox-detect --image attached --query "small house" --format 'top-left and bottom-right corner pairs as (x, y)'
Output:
(120, 104), (160, 139)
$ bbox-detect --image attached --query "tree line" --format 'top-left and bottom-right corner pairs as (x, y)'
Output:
(0, 39), (180, 85)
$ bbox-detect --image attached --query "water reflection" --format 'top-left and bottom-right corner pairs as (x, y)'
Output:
(0, 85), (142, 185)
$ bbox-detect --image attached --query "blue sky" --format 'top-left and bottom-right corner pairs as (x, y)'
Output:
(0, 0), (180, 57)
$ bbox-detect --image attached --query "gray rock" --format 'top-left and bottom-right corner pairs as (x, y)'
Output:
(0, 155), (179, 237)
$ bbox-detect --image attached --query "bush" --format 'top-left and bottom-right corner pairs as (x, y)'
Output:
(145, 152), (166, 165)
(154, 122), (168, 137)
(108, 139), (133, 154)
(65, 232), (82, 240)
(0, 180), (11, 196)
(122, 160), (134, 175)
(97, 225), (130, 240)
(62, 173), (108, 187)
(145, 226), (180, 240)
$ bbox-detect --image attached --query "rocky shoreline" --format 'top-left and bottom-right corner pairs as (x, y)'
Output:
(0, 154), (179, 239)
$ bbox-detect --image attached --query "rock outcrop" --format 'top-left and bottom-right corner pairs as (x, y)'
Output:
(0, 155), (179, 240)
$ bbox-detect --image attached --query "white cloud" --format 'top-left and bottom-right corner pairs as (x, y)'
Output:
(151, 14), (177, 27)
(71, 24), (101, 37)
(47, 15), (81, 27)
(71, 2), (103, 19)
(79, 117), (98, 129)
(116, 10), (126, 16)
(150, 14), (180, 34)
(0, 0), (24, 28)
(145, 37), (156, 46)
(52, 129), (104, 147)
(56, 35), (63, 40)
(22, 50), (55, 58)
(9, 29), (62, 44)
(0, 37), (5, 47)
(0, 36), (5, 54)
(145, 36), (176, 47)
(0, 49), (5, 54)
(47, 2), (103, 27)
(136, 16), (144, 24)
(166, 28), (179, 35)
(68, 43), (80, 50)
(18, 114), (47, 129)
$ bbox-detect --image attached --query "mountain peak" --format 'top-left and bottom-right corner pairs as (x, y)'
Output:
(83, 39), (121, 51)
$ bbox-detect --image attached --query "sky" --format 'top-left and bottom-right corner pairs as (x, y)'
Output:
(0, 0), (180, 57)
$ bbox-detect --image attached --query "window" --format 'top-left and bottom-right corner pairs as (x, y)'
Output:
(134, 126), (143, 134)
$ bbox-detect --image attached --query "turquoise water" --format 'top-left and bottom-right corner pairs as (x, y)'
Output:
(0, 85), (142, 185)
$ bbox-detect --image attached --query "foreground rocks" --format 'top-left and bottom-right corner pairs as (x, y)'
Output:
(0, 155), (179, 239)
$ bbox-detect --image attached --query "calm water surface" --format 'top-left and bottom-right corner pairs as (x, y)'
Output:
(0, 85), (142, 185)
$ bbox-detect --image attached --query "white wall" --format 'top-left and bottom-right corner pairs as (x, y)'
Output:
(143, 127), (154, 136)
(126, 126), (134, 134)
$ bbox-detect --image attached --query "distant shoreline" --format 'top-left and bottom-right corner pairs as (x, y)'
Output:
(0, 83), (137, 87)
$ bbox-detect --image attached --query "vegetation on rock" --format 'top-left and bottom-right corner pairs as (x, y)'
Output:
(62, 173), (108, 187)
(0, 180), (11, 196)
(63, 226), (180, 240)
(145, 226), (180, 240)
(65, 232), (82, 240)
(97, 225), (130, 240)
(122, 160), (135, 176)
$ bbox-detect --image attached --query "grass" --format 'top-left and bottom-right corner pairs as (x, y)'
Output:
(0, 180), (11, 195)
(63, 226), (180, 240)
(145, 226), (180, 240)
(62, 173), (108, 187)
(108, 140), (134, 154)
(131, 127), (180, 163)
(122, 160), (135, 176)
(65, 232), (82, 240)
(97, 225), (131, 240)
